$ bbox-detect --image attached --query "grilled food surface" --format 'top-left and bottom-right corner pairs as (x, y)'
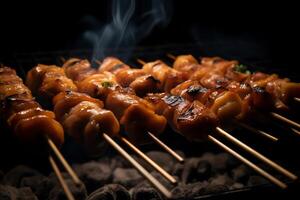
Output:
(1, 53), (300, 200)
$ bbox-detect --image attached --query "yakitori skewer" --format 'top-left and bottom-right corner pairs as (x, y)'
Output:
(62, 58), (184, 164)
(136, 58), (297, 182)
(94, 58), (184, 163)
(167, 53), (288, 141)
(167, 53), (300, 132)
(0, 66), (80, 198)
(0, 67), (80, 185)
(103, 133), (172, 198)
(49, 155), (75, 200)
(208, 135), (287, 189)
(26, 64), (176, 185)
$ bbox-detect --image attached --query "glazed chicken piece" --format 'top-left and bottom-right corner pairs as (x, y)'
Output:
(145, 93), (218, 141)
(171, 80), (242, 120)
(129, 75), (160, 97)
(115, 68), (146, 87)
(98, 57), (161, 96)
(0, 66), (64, 146)
(26, 64), (77, 102)
(63, 58), (97, 82)
(76, 72), (119, 101)
(173, 54), (199, 75)
(53, 91), (119, 155)
(105, 90), (167, 144)
(247, 72), (300, 110)
(98, 57), (130, 74)
(142, 60), (188, 92)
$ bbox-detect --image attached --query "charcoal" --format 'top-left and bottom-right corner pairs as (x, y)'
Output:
(209, 174), (234, 187)
(20, 175), (52, 199)
(145, 151), (175, 172)
(173, 181), (229, 198)
(231, 165), (251, 183)
(0, 170), (3, 182)
(131, 186), (163, 200)
(74, 161), (112, 193)
(230, 182), (244, 190)
(3, 165), (41, 187)
(110, 155), (139, 169)
(0, 184), (38, 200)
(202, 184), (229, 195)
(171, 182), (208, 199)
(172, 162), (184, 178)
(181, 158), (211, 183)
(133, 171), (178, 190)
(48, 172), (87, 200)
(86, 184), (130, 200)
(247, 175), (268, 186)
(112, 168), (142, 188)
(201, 153), (238, 172)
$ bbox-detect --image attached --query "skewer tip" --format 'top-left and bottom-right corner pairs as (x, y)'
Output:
(294, 97), (300, 103)
(137, 58), (146, 65)
(166, 53), (177, 60)
(147, 132), (184, 163)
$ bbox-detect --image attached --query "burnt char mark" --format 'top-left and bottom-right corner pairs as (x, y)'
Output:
(65, 90), (74, 96)
(146, 75), (160, 83)
(177, 105), (195, 121)
(162, 95), (184, 107)
(253, 86), (266, 94)
(187, 85), (208, 96)
(240, 83), (251, 89)
(215, 78), (229, 89)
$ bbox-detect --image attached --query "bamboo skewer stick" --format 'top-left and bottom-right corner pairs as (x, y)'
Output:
(102, 133), (172, 198)
(233, 120), (278, 142)
(166, 53), (177, 60)
(147, 132), (184, 163)
(47, 137), (81, 185)
(208, 135), (287, 189)
(294, 97), (300, 103)
(137, 58), (146, 65)
(49, 155), (75, 200)
(270, 112), (300, 130)
(215, 127), (297, 180)
(121, 137), (177, 184)
(291, 128), (300, 136)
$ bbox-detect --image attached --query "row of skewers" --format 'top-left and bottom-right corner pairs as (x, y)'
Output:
(1, 53), (300, 199)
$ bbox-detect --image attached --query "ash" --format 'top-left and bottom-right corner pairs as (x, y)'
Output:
(0, 151), (269, 200)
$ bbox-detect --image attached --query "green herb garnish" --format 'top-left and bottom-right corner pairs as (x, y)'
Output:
(101, 81), (113, 88)
(234, 64), (251, 74)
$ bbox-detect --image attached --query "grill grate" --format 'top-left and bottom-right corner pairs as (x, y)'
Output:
(1, 44), (300, 199)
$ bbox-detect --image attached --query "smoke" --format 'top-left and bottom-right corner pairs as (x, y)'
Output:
(81, 0), (172, 62)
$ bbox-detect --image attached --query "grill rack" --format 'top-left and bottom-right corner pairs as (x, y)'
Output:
(1, 44), (300, 199)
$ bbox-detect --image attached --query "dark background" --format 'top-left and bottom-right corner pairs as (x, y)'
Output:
(0, 1), (299, 73)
